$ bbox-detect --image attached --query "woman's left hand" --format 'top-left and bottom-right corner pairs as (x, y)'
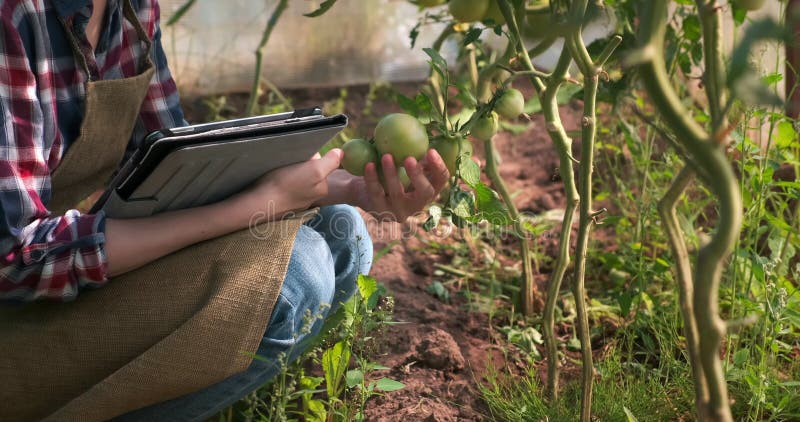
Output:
(322, 149), (450, 222)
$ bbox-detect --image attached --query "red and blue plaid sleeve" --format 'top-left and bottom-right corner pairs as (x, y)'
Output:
(0, 2), (109, 302)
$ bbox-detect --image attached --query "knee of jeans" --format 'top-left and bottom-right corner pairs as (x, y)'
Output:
(267, 225), (336, 343)
(311, 205), (373, 278)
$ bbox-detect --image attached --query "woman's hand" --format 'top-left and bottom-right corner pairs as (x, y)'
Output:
(234, 148), (344, 219)
(349, 149), (450, 222)
(106, 150), (343, 277)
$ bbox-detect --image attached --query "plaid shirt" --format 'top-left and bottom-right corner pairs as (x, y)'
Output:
(0, 0), (184, 301)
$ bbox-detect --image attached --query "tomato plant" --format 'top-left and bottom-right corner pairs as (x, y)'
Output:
(431, 134), (474, 174)
(341, 139), (378, 176)
(170, 0), (794, 420)
(448, 0), (490, 23)
(373, 113), (430, 165)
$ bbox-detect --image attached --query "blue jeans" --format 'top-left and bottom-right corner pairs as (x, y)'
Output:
(114, 205), (373, 421)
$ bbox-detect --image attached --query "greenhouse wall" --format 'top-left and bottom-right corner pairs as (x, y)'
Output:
(159, 0), (784, 96)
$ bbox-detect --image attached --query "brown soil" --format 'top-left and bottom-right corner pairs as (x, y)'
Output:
(182, 81), (587, 421)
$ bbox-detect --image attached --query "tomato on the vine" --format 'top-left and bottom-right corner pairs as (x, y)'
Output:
(733, 0), (765, 10)
(449, 0), (490, 23)
(471, 111), (499, 141)
(431, 134), (473, 175)
(483, 0), (506, 25)
(374, 113), (430, 166)
(495, 89), (525, 119)
(416, 0), (445, 8)
(341, 138), (378, 176)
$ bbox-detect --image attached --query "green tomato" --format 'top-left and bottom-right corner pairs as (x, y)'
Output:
(733, 0), (765, 10)
(495, 89), (525, 119)
(416, 0), (446, 7)
(431, 135), (474, 175)
(483, 0), (506, 25)
(521, 1), (572, 39)
(374, 113), (430, 166)
(341, 138), (378, 176)
(449, 0), (490, 23)
(471, 111), (499, 141)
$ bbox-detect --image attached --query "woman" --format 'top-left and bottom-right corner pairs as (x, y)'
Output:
(0, 0), (449, 420)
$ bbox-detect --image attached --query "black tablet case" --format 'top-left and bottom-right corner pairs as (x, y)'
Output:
(91, 111), (347, 219)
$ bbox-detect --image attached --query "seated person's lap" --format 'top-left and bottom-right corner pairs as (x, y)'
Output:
(113, 205), (372, 421)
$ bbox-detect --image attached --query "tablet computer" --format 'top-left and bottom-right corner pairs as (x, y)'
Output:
(91, 107), (347, 219)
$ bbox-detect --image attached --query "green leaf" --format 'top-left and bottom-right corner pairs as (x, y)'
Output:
(423, 48), (449, 76)
(166, 0), (196, 26)
(775, 121), (798, 148)
(304, 0), (339, 17)
(423, 205), (442, 232)
(322, 341), (351, 398)
(374, 378), (406, 392)
(345, 369), (364, 388)
(623, 406), (640, 422)
(732, 5), (748, 26)
(682, 14), (701, 42)
(427, 281), (450, 302)
(459, 159), (481, 187)
(409, 22), (422, 49)
(305, 400), (326, 422)
(299, 375), (324, 391)
(462, 27), (483, 46)
(450, 189), (475, 219)
(474, 183), (512, 226)
(733, 348), (749, 367)
(395, 93), (419, 116)
(762, 72), (783, 86)
(357, 274), (378, 304)
(567, 335), (581, 351)
(416, 93), (439, 124)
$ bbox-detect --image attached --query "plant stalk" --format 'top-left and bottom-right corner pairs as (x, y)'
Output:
(657, 166), (710, 419)
(474, 37), (538, 314)
(484, 137), (536, 312)
(565, 27), (621, 422)
(499, 0), (579, 401)
(246, 0), (289, 116)
(636, 2), (741, 420)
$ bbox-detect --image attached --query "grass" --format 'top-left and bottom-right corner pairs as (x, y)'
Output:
(480, 356), (695, 422)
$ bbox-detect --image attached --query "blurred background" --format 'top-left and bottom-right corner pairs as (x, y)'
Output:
(159, 0), (784, 96)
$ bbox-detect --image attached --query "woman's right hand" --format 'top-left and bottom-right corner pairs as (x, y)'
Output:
(233, 148), (344, 219)
(106, 149), (343, 277)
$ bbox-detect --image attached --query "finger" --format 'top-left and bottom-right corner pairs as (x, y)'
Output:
(363, 162), (389, 209)
(381, 154), (405, 202)
(404, 156), (435, 200)
(311, 152), (322, 160)
(423, 149), (450, 191)
(313, 148), (344, 177)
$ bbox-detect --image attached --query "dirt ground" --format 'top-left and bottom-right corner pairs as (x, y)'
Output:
(183, 81), (585, 421)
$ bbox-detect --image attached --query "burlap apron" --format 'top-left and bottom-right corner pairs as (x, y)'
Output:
(0, 2), (302, 420)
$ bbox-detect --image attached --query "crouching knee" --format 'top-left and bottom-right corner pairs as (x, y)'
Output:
(309, 205), (373, 279)
(264, 225), (336, 353)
